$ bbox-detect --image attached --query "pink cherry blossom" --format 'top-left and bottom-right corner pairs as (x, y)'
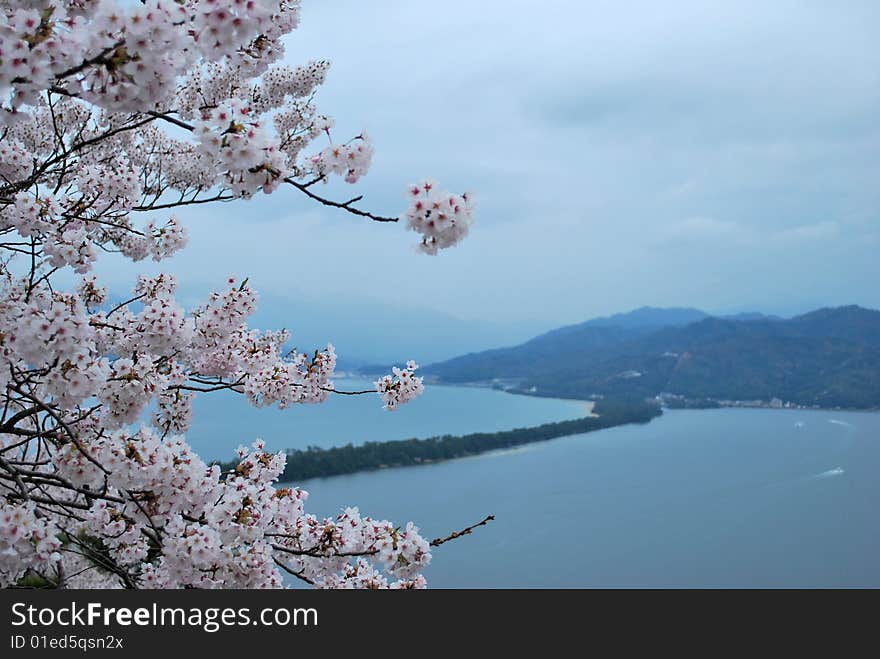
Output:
(0, 0), (473, 590)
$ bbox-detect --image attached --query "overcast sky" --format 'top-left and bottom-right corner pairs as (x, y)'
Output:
(99, 0), (880, 359)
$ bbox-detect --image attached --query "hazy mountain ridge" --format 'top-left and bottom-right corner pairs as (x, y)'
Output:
(422, 305), (880, 409)
(411, 307), (706, 383)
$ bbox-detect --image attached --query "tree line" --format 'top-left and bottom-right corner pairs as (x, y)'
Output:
(228, 399), (663, 482)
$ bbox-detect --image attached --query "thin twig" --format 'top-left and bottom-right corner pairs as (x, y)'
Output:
(284, 177), (399, 223)
(430, 515), (495, 547)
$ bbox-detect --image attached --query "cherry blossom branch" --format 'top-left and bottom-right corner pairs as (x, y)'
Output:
(0, 0), (474, 590)
(8, 385), (110, 475)
(132, 192), (235, 212)
(273, 558), (317, 586)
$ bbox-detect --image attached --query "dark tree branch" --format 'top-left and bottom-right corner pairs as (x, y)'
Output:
(430, 515), (495, 547)
(283, 177), (399, 223)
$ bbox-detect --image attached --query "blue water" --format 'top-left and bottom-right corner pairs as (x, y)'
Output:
(292, 408), (880, 587)
(186, 379), (587, 462)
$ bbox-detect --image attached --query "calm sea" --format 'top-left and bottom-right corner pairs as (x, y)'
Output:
(186, 379), (587, 462)
(291, 407), (880, 588)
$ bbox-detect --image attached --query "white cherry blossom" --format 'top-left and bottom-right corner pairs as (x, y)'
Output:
(0, 0), (473, 590)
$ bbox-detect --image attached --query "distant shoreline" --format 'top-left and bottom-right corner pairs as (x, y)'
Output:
(256, 400), (880, 485)
(449, 381), (880, 414)
(659, 399), (880, 414)
(357, 373), (879, 414)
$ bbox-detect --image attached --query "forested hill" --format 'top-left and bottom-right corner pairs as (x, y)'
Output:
(421, 305), (880, 409)
(414, 307), (711, 384)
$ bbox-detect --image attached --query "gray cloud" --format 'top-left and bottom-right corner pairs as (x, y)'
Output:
(100, 0), (880, 358)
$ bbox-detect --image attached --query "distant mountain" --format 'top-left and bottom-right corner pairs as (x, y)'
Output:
(422, 307), (713, 384)
(423, 306), (880, 409)
(721, 312), (781, 322)
(575, 306), (711, 329)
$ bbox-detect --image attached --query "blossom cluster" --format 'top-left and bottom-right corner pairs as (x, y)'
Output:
(309, 134), (375, 184)
(403, 180), (475, 254)
(0, 502), (62, 588)
(0, 0), (300, 120)
(0, 266), (430, 587)
(52, 435), (429, 589)
(376, 361), (425, 411)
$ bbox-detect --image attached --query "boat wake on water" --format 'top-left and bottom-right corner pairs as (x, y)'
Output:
(763, 467), (846, 491)
(814, 467), (845, 479)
